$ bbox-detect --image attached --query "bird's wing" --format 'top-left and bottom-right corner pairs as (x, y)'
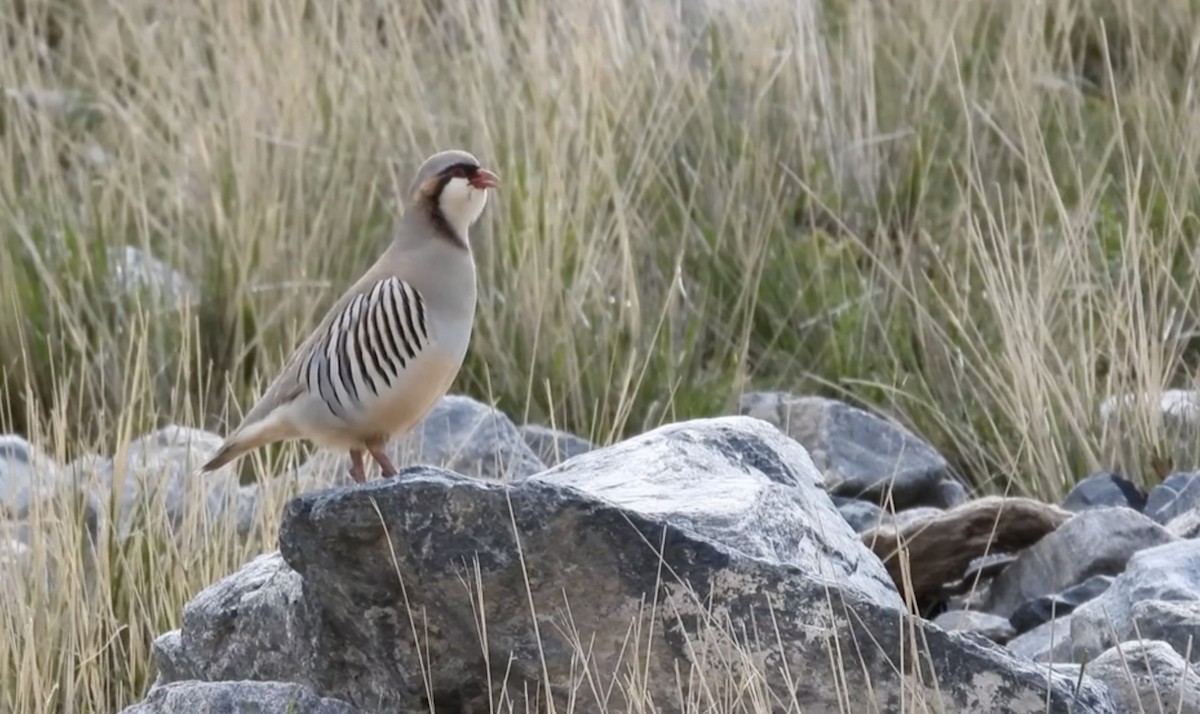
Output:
(296, 275), (433, 421)
(230, 275), (433, 434)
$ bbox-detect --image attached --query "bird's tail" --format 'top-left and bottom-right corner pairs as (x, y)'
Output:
(199, 439), (250, 473)
(197, 420), (281, 473)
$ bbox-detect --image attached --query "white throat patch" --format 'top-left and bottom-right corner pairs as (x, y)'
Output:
(438, 177), (490, 239)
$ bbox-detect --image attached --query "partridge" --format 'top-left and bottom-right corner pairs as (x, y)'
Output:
(199, 149), (499, 482)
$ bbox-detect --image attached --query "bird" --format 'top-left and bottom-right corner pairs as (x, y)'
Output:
(198, 149), (499, 483)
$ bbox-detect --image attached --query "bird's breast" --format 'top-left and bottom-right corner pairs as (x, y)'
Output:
(352, 348), (462, 433)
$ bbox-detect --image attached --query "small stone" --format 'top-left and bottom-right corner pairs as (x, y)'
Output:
(951, 553), (1019, 611)
(1070, 539), (1200, 663)
(0, 537), (29, 565)
(1169, 509), (1200, 539)
(1006, 615), (1077, 663)
(1061, 472), (1147, 513)
(0, 537), (31, 590)
(936, 479), (969, 508)
(1100, 389), (1200, 423)
(389, 395), (546, 481)
(738, 391), (961, 510)
(4, 86), (95, 116)
(1010, 575), (1114, 634)
(984, 508), (1176, 618)
(0, 435), (32, 465)
(933, 609), (1016, 643)
(964, 552), (1019, 582)
(831, 496), (890, 532)
(1084, 640), (1200, 714)
(519, 424), (594, 467)
(1145, 472), (1200, 525)
(0, 536), (40, 605)
(0, 435), (59, 512)
(1099, 391), (1200, 424)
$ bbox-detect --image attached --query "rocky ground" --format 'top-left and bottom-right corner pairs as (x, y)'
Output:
(3, 392), (1200, 713)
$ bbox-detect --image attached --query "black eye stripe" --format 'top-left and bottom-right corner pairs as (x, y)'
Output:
(440, 162), (477, 179)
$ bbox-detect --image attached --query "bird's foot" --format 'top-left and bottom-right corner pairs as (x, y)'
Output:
(368, 446), (399, 479)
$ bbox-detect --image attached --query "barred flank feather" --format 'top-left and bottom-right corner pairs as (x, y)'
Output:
(302, 277), (431, 418)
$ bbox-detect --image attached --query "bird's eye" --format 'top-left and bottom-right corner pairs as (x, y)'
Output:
(447, 165), (472, 179)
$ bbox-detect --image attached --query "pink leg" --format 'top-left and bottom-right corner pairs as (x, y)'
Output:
(368, 446), (399, 478)
(348, 450), (367, 483)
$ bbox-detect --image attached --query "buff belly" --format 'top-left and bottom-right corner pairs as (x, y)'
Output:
(284, 348), (463, 451)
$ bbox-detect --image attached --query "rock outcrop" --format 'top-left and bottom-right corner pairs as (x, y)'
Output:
(16, 390), (1200, 712)
(132, 416), (1112, 713)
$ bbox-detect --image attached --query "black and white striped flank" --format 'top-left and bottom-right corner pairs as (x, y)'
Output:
(302, 277), (431, 418)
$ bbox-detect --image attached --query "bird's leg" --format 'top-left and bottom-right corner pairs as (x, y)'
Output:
(368, 446), (399, 478)
(348, 449), (367, 483)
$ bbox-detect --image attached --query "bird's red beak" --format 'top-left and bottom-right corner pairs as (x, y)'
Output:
(470, 168), (500, 190)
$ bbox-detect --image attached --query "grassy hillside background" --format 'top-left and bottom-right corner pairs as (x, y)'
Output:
(4, 0), (1200, 496)
(2, 0), (1200, 710)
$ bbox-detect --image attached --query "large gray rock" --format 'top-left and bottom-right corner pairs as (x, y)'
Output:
(831, 495), (890, 532)
(1070, 539), (1200, 663)
(984, 508), (1176, 618)
(1145, 472), (1200, 525)
(1084, 640), (1200, 714)
(117, 680), (361, 714)
(151, 552), (311, 687)
(525, 417), (894, 599)
(156, 417), (1113, 713)
(387, 395), (545, 481)
(738, 391), (962, 509)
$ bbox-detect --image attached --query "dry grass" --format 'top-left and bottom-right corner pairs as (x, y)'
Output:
(2, 0), (1200, 710)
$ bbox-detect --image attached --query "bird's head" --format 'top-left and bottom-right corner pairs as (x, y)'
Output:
(409, 149), (500, 243)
